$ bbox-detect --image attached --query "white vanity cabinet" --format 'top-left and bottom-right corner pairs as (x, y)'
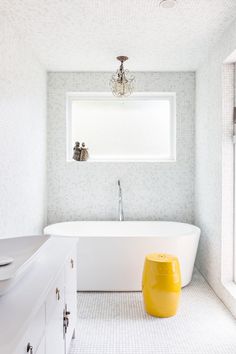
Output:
(64, 251), (77, 353)
(45, 252), (77, 354)
(36, 337), (46, 354)
(0, 237), (78, 354)
(13, 306), (45, 354)
(45, 271), (65, 354)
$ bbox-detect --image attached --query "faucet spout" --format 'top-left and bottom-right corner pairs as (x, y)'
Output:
(118, 180), (124, 221)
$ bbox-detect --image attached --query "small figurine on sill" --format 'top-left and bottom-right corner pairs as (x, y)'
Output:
(73, 141), (81, 161)
(80, 142), (89, 161)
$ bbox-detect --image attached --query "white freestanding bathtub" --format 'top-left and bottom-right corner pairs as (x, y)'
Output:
(44, 221), (200, 290)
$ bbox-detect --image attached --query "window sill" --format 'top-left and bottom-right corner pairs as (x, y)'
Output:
(66, 158), (177, 163)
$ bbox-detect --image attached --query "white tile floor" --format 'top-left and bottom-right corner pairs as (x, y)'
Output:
(69, 270), (236, 354)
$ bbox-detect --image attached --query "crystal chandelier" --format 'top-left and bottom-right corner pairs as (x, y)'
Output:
(110, 56), (135, 97)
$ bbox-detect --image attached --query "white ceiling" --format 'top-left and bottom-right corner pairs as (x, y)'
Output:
(1, 0), (236, 71)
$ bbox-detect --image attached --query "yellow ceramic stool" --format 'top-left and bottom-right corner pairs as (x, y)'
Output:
(142, 253), (181, 318)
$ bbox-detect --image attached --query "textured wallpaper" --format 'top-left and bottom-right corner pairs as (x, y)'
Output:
(47, 72), (195, 224)
(0, 18), (47, 237)
(195, 19), (236, 316)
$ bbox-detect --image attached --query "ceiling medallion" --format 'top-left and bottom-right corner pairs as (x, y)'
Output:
(110, 56), (135, 97)
(159, 0), (177, 8)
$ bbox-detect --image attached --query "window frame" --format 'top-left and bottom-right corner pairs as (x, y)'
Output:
(66, 92), (176, 163)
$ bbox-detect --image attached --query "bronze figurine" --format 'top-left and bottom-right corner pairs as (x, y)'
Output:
(73, 141), (81, 161)
(80, 142), (89, 161)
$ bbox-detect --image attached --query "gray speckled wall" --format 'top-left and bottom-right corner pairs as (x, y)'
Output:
(47, 72), (195, 224)
(195, 19), (236, 317)
(0, 17), (47, 237)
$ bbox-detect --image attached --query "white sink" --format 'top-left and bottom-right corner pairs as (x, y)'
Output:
(0, 235), (50, 295)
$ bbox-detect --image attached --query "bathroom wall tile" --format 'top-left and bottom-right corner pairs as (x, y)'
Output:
(0, 18), (47, 237)
(47, 72), (195, 224)
(195, 18), (236, 316)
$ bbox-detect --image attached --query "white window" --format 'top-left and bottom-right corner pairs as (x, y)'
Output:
(67, 93), (176, 162)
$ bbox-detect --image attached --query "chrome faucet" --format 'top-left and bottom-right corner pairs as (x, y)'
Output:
(118, 180), (124, 221)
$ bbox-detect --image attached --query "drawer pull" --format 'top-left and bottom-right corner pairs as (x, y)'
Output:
(64, 316), (69, 332)
(70, 259), (74, 268)
(56, 287), (60, 300)
(64, 305), (71, 334)
(27, 343), (33, 353)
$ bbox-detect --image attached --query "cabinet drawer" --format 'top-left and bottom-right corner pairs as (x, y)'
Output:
(65, 250), (77, 293)
(14, 305), (45, 354)
(36, 336), (45, 354)
(46, 271), (64, 324)
(65, 250), (77, 354)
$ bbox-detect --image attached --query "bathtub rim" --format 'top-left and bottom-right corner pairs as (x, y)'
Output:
(44, 220), (201, 239)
